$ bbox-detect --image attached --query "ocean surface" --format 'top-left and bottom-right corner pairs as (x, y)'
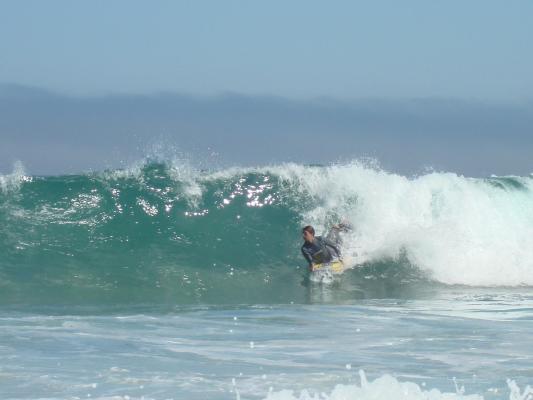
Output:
(1, 160), (533, 399)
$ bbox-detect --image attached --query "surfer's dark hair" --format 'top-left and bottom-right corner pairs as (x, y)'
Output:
(302, 225), (315, 235)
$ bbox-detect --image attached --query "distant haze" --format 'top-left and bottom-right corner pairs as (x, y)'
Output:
(1, 85), (532, 177)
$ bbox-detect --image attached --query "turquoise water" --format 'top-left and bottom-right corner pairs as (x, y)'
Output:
(1, 161), (533, 399)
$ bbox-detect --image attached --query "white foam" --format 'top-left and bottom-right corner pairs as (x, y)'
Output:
(262, 370), (531, 400)
(268, 162), (533, 287)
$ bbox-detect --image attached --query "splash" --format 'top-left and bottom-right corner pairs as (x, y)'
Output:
(0, 161), (32, 192)
(262, 370), (532, 400)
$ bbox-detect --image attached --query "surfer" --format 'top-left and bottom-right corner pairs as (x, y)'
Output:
(301, 225), (344, 271)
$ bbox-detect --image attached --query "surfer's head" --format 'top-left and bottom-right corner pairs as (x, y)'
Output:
(302, 225), (315, 243)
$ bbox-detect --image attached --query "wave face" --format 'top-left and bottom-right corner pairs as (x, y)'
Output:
(1, 161), (533, 306)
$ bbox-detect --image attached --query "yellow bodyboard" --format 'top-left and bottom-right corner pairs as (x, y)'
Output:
(311, 260), (345, 274)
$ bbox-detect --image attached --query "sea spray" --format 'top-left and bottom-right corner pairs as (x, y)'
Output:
(262, 370), (533, 400)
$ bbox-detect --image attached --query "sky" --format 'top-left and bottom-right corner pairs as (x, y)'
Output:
(0, 1), (532, 176)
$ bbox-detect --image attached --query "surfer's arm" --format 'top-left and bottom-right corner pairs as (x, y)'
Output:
(323, 237), (342, 259)
(333, 221), (352, 231)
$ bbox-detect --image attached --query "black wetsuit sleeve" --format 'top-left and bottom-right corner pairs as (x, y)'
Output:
(301, 246), (313, 266)
(322, 237), (341, 258)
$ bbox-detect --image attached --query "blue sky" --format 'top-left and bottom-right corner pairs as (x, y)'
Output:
(0, 1), (532, 176)
(1, 0), (532, 99)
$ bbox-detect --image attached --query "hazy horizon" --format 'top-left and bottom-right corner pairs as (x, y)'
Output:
(1, 84), (532, 177)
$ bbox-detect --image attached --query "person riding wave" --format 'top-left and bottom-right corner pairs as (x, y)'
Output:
(301, 224), (350, 271)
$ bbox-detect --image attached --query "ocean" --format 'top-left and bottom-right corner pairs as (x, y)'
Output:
(1, 160), (533, 399)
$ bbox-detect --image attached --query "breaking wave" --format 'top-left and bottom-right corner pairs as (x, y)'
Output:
(1, 160), (533, 306)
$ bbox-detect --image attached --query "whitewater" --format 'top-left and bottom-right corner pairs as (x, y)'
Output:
(1, 160), (533, 399)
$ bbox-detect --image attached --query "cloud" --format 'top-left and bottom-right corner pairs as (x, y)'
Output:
(1, 84), (532, 176)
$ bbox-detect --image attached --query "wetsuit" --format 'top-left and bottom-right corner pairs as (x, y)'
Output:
(301, 236), (341, 267)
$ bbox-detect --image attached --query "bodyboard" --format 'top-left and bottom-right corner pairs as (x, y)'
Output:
(311, 260), (345, 274)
